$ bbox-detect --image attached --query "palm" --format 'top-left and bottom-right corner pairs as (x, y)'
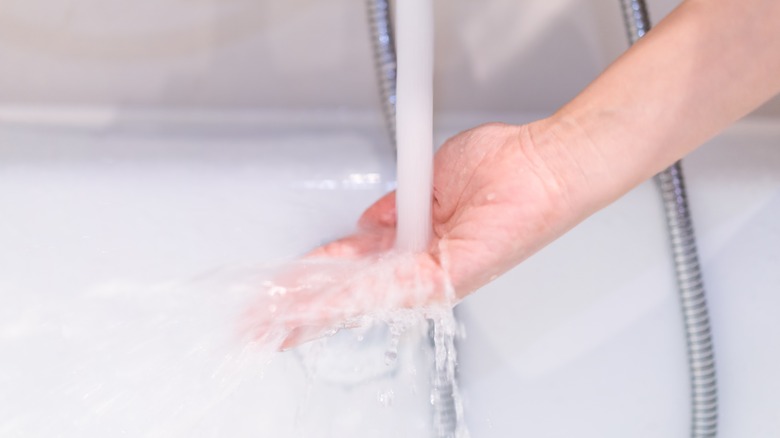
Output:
(348, 123), (567, 292)
(246, 123), (570, 348)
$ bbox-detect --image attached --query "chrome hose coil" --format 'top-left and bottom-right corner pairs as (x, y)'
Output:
(656, 163), (718, 437)
(365, 0), (398, 150)
(618, 1), (718, 436)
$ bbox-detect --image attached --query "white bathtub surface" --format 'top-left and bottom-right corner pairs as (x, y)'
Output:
(457, 120), (780, 437)
(0, 113), (435, 438)
(1, 111), (779, 437)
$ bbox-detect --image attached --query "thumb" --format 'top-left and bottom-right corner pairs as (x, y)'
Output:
(358, 191), (397, 231)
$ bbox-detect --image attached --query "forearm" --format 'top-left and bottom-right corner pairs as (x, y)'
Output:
(535, 0), (780, 215)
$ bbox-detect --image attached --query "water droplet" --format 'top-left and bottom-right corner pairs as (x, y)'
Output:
(384, 348), (398, 366)
(385, 329), (401, 366)
(268, 286), (287, 296)
(377, 389), (394, 407)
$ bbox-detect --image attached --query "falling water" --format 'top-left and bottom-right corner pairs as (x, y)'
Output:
(394, 0), (433, 253)
(395, 1), (468, 436)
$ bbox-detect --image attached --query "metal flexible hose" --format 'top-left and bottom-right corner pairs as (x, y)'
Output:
(618, 1), (718, 437)
(365, 0), (398, 150)
(656, 163), (719, 437)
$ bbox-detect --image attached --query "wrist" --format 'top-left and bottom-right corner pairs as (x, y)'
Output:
(524, 116), (616, 221)
(531, 108), (668, 215)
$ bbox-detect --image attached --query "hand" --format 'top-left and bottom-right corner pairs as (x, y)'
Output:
(243, 122), (580, 349)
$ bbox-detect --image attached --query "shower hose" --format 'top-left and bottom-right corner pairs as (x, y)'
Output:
(366, 1), (718, 437)
(619, 1), (718, 436)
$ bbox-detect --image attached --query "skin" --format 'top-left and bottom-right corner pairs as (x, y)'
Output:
(249, 0), (780, 349)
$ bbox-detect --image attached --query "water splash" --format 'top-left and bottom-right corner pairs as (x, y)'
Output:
(378, 389), (395, 407)
(239, 253), (469, 436)
(385, 325), (402, 366)
(431, 310), (469, 438)
(0, 252), (466, 437)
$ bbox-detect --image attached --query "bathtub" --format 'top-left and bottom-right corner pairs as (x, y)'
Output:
(2, 0), (780, 436)
(1, 108), (779, 437)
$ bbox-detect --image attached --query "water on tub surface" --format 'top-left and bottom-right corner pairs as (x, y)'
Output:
(0, 122), (442, 437)
(1, 262), (442, 437)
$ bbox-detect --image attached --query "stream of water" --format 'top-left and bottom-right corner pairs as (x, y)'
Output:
(395, 1), (468, 436)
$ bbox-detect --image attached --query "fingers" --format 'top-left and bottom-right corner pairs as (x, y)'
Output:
(301, 191), (397, 261)
(304, 230), (395, 260)
(242, 252), (449, 351)
(279, 325), (334, 351)
(358, 191), (397, 231)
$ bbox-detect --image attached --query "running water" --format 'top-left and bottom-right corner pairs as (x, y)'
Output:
(395, 1), (468, 436)
(395, 0), (433, 253)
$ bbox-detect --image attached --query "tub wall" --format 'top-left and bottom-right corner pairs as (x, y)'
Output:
(3, 0), (778, 116)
